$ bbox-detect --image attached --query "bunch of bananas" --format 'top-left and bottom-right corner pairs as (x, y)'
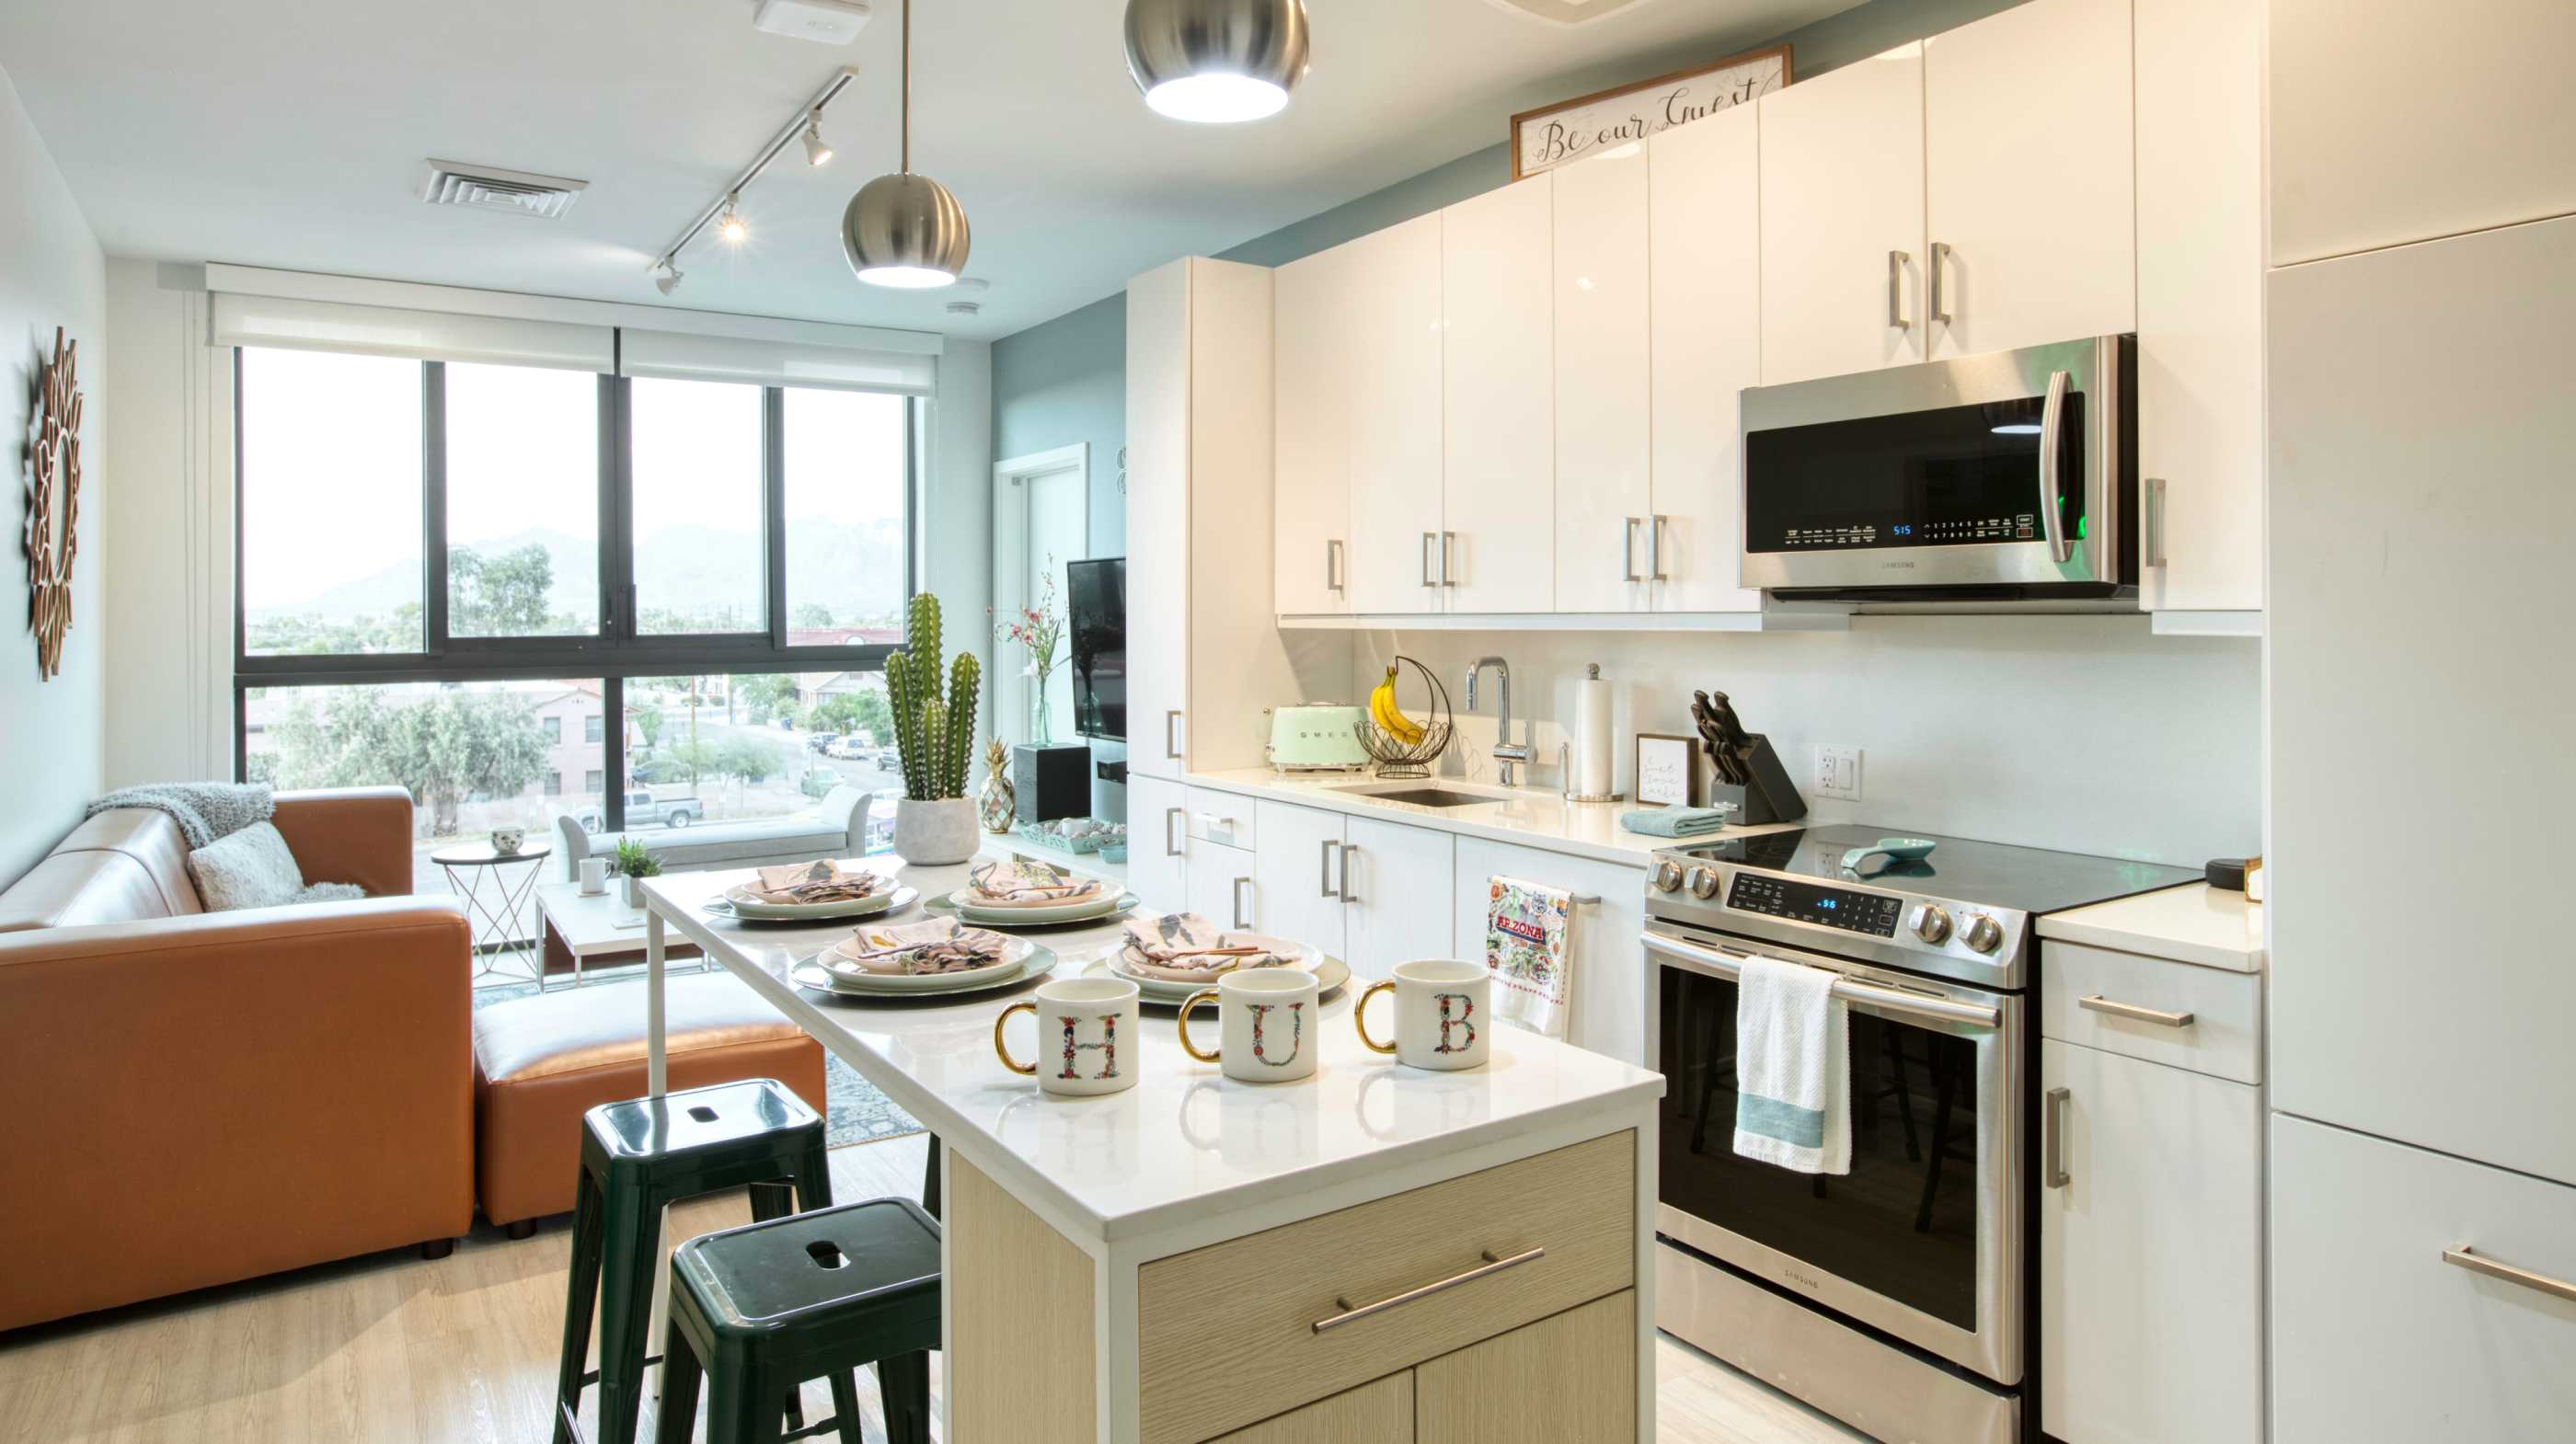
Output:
(1368, 665), (1427, 747)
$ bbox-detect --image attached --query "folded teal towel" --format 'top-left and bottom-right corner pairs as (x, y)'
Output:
(1620, 806), (1734, 838)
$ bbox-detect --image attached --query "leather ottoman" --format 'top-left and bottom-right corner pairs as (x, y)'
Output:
(473, 973), (828, 1233)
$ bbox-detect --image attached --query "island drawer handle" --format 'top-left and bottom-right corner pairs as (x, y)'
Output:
(1309, 1247), (1545, 1335)
(2079, 995), (2195, 1028)
(2444, 1245), (2576, 1304)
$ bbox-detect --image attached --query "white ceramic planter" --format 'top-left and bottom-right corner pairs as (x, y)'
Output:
(894, 797), (980, 865)
(621, 874), (647, 909)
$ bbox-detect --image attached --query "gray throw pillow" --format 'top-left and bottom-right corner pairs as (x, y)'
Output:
(186, 821), (309, 911)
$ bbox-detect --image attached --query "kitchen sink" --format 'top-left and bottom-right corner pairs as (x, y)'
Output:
(1338, 786), (1497, 809)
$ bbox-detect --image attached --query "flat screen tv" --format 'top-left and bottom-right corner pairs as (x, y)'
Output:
(1064, 556), (1126, 743)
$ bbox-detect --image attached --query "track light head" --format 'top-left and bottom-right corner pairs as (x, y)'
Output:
(718, 195), (748, 245)
(654, 262), (684, 295)
(802, 113), (834, 166)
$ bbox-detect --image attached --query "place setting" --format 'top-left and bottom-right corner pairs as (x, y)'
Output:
(921, 856), (1141, 929)
(789, 914), (1059, 1003)
(1077, 910), (1351, 1007)
(701, 859), (919, 924)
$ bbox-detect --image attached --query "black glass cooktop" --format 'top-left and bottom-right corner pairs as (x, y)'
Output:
(1673, 824), (2201, 918)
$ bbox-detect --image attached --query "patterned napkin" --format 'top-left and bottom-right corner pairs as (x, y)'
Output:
(836, 918), (1009, 976)
(965, 857), (1105, 909)
(1116, 913), (1305, 983)
(742, 860), (888, 906)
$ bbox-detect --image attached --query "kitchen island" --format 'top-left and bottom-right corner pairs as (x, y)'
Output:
(640, 850), (1662, 1444)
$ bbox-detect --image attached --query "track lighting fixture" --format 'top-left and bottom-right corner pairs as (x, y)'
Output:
(1124, 0), (1311, 123)
(718, 195), (748, 246)
(645, 65), (857, 293)
(802, 111), (834, 166)
(843, 0), (970, 288)
(654, 261), (684, 296)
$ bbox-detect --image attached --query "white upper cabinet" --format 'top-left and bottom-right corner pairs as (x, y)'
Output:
(1272, 245), (1352, 616)
(1441, 174), (1557, 613)
(1344, 214), (1447, 614)
(2135, 0), (2263, 614)
(1550, 149), (1653, 615)
(1646, 101), (1764, 614)
(1759, 44), (1926, 386)
(1126, 262), (1193, 777)
(2270, 0), (2576, 265)
(1922, 0), (2135, 360)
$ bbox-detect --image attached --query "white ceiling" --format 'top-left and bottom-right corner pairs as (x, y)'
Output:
(0, 0), (1853, 341)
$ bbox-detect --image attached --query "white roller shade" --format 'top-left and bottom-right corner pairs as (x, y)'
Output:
(211, 292), (613, 372)
(617, 327), (937, 395)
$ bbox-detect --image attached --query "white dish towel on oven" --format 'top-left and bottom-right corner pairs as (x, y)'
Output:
(1732, 955), (1851, 1175)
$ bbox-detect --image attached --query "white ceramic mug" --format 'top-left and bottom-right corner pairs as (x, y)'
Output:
(1355, 958), (1492, 1071)
(1178, 968), (1321, 1083)
(995, 978), (1141, 1097)
(490, 827), (524, 856)
(578, 857), (608, 895)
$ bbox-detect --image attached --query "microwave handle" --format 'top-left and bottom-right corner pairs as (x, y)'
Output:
(2038, 369), (2073, 564)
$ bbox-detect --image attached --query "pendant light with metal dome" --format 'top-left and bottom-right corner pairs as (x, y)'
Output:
(843, 0), (970, 288)
(1124, 0), (1311, 124)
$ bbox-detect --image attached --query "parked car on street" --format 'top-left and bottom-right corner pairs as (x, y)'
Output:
(575, 789), (704, 832)
(828, 737), (871, 761)
(807, 732), (841, 754)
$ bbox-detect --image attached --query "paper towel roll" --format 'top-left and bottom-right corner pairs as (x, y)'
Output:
(1572, 663), (1616, 799)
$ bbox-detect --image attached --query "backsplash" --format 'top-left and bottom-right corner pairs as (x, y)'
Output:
(1349, 617), (2260, 868)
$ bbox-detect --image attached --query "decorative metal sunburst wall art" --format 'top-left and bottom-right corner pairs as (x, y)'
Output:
(25, 327), (82, 680)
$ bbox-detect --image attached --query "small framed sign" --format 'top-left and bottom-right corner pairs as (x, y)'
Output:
(1633, 733), (1703, 808)
(1511, 43), (1792, 180)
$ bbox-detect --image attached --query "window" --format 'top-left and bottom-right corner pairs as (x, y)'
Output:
(545, 771), (563, 796)
(543, 716), (562, 743)
(585, 714), (604, 744)
(784, 389), (909, 644)
(629, 378), (764, 635)
(585, 768), (605, 794)
(238, 349), (424, 655)
(444, 362), (600, 637)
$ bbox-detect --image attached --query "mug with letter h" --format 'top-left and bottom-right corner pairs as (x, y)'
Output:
(1178, 968), (1321, 1083)
(1355, 958), (1492, 1071)
(995, 977), (1141, 1096)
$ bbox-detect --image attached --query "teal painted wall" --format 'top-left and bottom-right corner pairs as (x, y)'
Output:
(986, 0), (2027, 556)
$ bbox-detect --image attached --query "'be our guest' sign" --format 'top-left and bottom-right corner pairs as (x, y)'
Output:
(1510, 45), (1792, 179)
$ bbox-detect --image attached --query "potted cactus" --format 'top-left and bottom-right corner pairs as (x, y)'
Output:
(884, 592), (984, 865)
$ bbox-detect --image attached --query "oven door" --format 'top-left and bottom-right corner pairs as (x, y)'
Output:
(1644, 923), (2024, 1385)
(1740, 334), (2132, 598)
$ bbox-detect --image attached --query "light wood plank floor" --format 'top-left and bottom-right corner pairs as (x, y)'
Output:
(0, 1135), (1868, 1444)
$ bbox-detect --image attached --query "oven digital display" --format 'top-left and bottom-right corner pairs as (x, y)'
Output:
(1726, 875), (1903, 937)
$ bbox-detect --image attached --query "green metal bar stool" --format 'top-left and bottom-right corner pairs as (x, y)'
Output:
(553, 1079), (838, 1444)
(654, 1198), (941, 1444)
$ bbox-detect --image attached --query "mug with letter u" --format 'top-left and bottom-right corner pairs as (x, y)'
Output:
(995, 977), (1141, 1096)
(1355, 958), (1491, 1071)
(1178, 968), (1320, 1083)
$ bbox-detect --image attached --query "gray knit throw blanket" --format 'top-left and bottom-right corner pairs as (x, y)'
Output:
(86, 782), (276, 850)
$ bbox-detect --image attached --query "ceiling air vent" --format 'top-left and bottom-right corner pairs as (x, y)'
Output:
(1484, 0), (1657, 25)
(420, 160), (589, 220)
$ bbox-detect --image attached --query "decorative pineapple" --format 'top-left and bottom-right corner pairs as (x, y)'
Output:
(883, 593), (985, 864)
(978, 739), (1018, 835)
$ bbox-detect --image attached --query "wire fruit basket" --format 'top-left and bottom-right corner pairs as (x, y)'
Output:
(1356, 655), (1455, 780)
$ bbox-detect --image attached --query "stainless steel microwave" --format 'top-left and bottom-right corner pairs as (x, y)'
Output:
(1740, 335), (2137, 608)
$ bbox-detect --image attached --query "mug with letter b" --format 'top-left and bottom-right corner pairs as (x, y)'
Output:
(995, 977), (1141, 1096)
(1355, 958), (1491, 1071)
(1178, 968), (1321, 1083)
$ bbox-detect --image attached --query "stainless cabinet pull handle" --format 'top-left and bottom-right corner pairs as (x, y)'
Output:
(1319, 838), (1340, 899)
(1327, 538), (1344, 591)
(1310, 1247), (1546, 1334)
(2038, 369), (2073, 564)
(1340, 844), (1361, 906)
(2145, 478), (2168, 568)
(1650, 514), (1671, 582)
(1643, 930), (2001, 1029)
(1163, 807), (1184, 859)
(1622, 517), (1644, 583)
(1420, 532), (1436, 589)
(1887, 249), (1911, 331)
(1928, 241), (1952, 326)
(1440, 532), (1458, 587)
(1232, 877), (1252, 930)
(2043, 1086), (2071, 1189)
(2080, 995), (2194, 1028)
(1164, 709), (1184, 761)
(2444, 1246), (2576, 1305)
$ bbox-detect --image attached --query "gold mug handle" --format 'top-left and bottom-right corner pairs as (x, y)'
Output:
(1178, 989), (1224, 1062)
(1354, 980), (1398, 1055)
(993, 1001), (1039, 1076)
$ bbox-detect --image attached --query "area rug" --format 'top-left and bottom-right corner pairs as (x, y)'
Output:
(471, 973), (923, 1147)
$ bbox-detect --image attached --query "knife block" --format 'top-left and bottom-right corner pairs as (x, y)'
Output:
(1706, 733), (1807, 824)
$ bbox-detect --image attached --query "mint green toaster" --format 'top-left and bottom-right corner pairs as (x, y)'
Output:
(1267, 704), (1370, 771)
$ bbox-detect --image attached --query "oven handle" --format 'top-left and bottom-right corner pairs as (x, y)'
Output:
(2038, 368), (2073, 565)
(1641, 929), (2001, 1030)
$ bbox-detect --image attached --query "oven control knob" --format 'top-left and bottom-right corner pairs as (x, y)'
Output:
(1686, 866), (1721, 900)
(1653, 860), (1685, 894)
(1910, 904), (1953, 945)
(1962, 913), (2006, 954)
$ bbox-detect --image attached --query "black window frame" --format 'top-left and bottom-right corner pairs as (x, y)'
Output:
(232, 350), (923, 833)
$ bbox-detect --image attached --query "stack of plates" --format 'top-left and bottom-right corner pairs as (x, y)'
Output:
(791, 935), (1056, 998)
(925, 887), (1141, 928)
(713, 883), (918, 923)
(1090, 941), (1350, 1005)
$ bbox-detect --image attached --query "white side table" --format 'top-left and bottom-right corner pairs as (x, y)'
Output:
(431, 842), (552, 987)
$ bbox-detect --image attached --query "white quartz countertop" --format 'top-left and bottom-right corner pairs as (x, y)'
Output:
(2039, 882), (2266, 972)
(644, 850), (1662, 1242)
(1182, 766), (1800, 867)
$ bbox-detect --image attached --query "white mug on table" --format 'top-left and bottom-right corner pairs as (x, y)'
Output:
(1178, 968), (1321, 1083)
(577, 857), (608, 895)
(1355, 958), (1492, 1071)
(994, 977), (1141, 1097)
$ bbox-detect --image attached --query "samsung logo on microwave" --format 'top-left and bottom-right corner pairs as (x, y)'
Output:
(1880, 561), (1916, 570)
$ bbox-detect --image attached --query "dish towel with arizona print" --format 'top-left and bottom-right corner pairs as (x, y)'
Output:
(1483, 876), (1573, 1039)
(1732, 954), (1851, 1175)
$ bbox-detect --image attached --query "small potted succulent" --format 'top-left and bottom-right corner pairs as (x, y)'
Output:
(612, 836), (661, 909)
(884, 592), (983, 865)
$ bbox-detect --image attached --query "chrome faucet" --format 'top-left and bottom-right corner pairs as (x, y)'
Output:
(1464, 656), (1532, 785)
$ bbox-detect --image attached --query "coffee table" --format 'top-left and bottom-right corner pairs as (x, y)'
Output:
(535, 880), (702, 989)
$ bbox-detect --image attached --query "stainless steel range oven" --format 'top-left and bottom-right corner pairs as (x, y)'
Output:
(1640, 826), (2198, 1444)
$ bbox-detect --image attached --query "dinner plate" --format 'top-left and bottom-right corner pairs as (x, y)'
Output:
(1084, 952), (1351, 1006)
(712, 884), (916, 922)
(791, 938), (1054, 997)
(924, 890), (1142, 928)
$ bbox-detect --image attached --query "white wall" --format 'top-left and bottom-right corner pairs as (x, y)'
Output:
(1363, 617), (2260, 867)
(0, 63), (108, 887)
(923, 338), (996, 766)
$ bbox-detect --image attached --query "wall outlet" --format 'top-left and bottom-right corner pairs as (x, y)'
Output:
(1813, 744), (1863, 801)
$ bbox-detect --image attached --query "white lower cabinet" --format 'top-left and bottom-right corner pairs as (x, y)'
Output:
(1451, 838), (1646, 1067)
(1253, 800), (1347, 959)
(1127, 774), (1189, 913)
(2271, 1114), (2576, 1443)
(2039, 1039), (2262, 1444)
(1188, 839), (1257, 932)
(1338, 816), (1454, 981)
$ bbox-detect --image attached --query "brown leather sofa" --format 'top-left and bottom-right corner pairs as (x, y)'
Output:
(0, 787), (475, 1334)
